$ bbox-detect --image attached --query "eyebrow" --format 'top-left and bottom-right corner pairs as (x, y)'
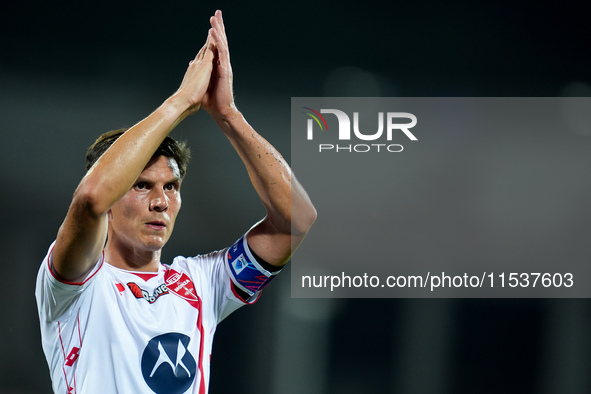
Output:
(135, 176), (181, 184)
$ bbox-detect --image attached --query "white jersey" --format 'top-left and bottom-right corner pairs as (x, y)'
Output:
(35, 240), (258, 394)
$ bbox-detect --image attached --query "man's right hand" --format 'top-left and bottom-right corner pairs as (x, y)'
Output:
(173, 32), (215, 115)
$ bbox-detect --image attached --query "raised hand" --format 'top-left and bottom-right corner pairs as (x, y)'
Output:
(175, 33), (215, 114)
(202, 10), (238, 120)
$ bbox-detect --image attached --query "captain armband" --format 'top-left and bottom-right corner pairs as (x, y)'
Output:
(226, 235), (281, 296)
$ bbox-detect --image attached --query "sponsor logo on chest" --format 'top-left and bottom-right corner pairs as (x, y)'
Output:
(127, 282), (169, 304)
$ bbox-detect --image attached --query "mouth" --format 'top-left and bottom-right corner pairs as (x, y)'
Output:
(145, 220), (167, 230)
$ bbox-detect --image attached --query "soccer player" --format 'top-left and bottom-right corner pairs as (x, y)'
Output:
(35, 10), (316, 394)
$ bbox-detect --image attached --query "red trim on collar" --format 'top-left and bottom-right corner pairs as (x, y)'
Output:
(129, 272), (158, 281)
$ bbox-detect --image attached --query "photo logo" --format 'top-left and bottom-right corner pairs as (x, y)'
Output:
(303, 107), (417, 153)
(302, 107), (330, 135)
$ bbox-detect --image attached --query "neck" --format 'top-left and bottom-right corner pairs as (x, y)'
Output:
(104, 240), (161, 272)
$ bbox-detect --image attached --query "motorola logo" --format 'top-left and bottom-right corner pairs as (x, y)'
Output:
(141, 333), (197, 394)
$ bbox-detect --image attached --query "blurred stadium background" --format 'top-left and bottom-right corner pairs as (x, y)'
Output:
(1, 1), (590, 393)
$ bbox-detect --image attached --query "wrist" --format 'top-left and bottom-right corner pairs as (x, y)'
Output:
(216, 106), (246, 130)
(162, 94), (197, 125)
(208, 103), (238, 121)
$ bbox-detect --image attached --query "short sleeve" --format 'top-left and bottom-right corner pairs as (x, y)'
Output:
(35, 241), (104, 323)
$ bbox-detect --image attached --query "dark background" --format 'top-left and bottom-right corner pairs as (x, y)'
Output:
(1, 0), (590, 393)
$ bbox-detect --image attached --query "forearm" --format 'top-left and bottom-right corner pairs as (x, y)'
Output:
(214, 110), (316, 238)
(204, 10), (315, 266)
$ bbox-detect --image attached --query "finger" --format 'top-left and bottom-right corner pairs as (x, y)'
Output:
(210, 12), (228, 48)
(216, 10), (227, 39)
(210, 20), (228, 52)
(193, 32), (212, 62)
(207, 28), (216, 49)
(203, 41), (215, 63)
(210, 30), (230, 68)
(203, 32), (213, 56)
(197, 35), (214, 63)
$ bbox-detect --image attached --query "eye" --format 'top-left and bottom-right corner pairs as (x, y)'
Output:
(164, 183), (177, 191)
(135, 182), (147, 190)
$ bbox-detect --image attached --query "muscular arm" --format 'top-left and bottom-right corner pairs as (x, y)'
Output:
(205, 11), (316, 267)
(217, 113), (316, 266)
(52, 34), (215, 282)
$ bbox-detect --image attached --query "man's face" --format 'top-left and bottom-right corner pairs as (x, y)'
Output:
(108, 155), (182, 254)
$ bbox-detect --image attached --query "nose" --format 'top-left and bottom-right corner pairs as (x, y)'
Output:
(149, 188), (168, 212)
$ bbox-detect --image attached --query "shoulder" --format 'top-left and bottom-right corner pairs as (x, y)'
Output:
(172, 248), (227, 264)
(169, 248), (229, 273)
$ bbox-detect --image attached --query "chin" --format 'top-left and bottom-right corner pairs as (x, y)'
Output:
(143, 237), (169, 251)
